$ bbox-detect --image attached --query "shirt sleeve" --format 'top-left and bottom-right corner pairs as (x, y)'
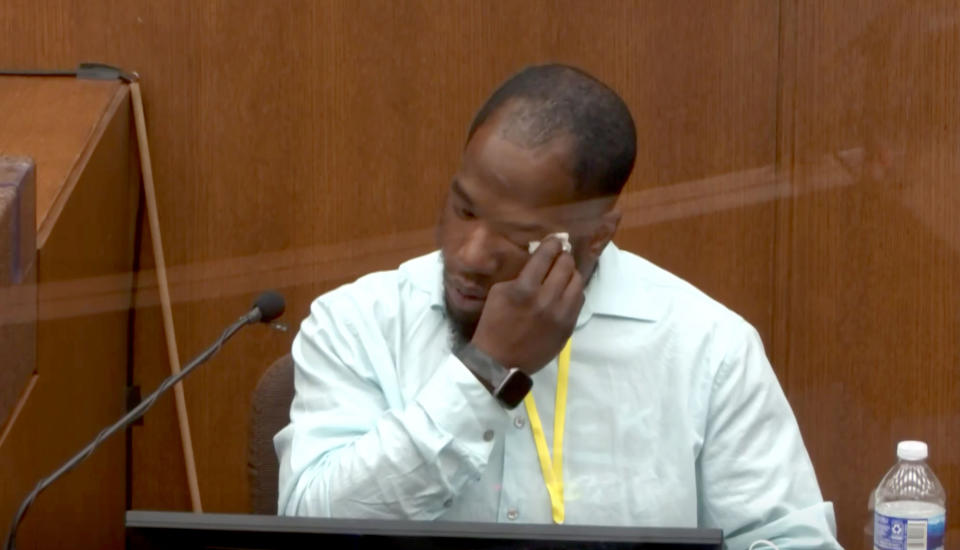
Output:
(274, 296), (509, 519)
(697, 319), (843, 550)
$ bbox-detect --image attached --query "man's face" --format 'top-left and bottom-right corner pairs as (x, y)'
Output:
(437, 116), (594, 342)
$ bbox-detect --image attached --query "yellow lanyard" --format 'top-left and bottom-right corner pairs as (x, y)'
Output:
(522, 338), (572, 524)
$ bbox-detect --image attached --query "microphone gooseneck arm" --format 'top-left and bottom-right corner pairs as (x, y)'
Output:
(4, 292), (281, 550)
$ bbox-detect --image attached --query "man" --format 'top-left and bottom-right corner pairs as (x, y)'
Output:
(275, 64), (841, 549)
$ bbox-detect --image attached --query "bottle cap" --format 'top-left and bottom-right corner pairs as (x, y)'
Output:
(897, 440), (928, 461)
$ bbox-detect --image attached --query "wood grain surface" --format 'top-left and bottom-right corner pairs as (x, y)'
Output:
(0, 81), (137, 548)
(779, 1), (960, 546)
(1, 2), (958, 548)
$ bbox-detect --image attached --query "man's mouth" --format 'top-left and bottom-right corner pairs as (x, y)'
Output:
(445, 277), (488, 312)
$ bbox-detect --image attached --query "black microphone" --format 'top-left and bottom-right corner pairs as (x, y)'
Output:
(246, 290), (285, 323)
(4, 291), (285, 550)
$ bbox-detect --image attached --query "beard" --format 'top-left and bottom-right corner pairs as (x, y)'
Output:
(444, 286), (481, 352)
(439, 251), (484, 351)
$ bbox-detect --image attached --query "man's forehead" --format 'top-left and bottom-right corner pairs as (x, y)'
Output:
(461, 121), (577, 203)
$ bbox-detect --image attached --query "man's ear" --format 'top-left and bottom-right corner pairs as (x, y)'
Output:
(587, 209), (621, 256)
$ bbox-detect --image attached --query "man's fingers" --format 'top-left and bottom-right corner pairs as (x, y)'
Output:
(512, 237), (563, 298)
(539, 252), (575, 306)
(559, 270), (586, 318)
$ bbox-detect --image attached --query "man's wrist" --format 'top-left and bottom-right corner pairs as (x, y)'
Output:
(455, 343), (501, 389)
(455, 343), (532, 409)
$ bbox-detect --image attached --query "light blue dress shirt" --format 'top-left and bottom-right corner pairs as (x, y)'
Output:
(275, 243), (841, 549)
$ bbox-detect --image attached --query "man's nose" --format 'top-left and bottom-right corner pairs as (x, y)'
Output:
(456, 223), (499, 276)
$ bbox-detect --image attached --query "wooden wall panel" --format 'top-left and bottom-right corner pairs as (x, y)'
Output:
(781, 1), (960, 547)
(14, 3), (960, 550)
(3, 3), (959, 549)
(612, 0), (780, 349)
(0, 84), (138, 548)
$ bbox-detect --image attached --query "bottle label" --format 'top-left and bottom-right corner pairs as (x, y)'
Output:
(874, 512), (945, 550)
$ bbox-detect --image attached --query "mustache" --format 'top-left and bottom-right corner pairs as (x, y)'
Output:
(438, 252), (493, 287)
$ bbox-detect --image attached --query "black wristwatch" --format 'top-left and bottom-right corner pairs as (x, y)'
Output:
(455, 344), (533, 409)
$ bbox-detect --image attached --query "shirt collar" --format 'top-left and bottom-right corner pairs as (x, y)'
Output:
(401, 243), (662, 323)
(398, 250), (445, 309)
(579, 242), (661, 324)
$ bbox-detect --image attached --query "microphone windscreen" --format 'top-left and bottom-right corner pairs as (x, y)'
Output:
(253, 291), (285, 322)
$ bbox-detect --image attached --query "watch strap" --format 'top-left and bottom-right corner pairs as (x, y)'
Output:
(454, 344), (531, 408)
(455, 343), (508, 390)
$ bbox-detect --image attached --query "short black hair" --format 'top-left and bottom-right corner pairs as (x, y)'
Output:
(467, 64), (637, 199)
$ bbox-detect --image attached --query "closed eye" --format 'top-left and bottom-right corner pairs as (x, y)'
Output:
(456, 205), (476, 220)
(450, 179), (478, 220)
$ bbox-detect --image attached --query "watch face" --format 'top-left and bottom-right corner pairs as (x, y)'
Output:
(496, 370), (533, 409)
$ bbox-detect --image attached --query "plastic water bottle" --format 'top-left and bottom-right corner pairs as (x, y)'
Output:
(873, 440), (946, 550)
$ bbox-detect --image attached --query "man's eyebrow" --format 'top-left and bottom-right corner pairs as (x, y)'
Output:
(452, 178), (547, 232)
(498, 219), (546, 232)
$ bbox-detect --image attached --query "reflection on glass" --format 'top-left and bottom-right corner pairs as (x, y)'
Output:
(3, 3), (959, 549)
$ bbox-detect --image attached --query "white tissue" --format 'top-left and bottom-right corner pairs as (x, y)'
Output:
(528, 232), (572, 254)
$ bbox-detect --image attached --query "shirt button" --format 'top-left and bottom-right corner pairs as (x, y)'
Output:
(506, 508), (519, 521)
(483, 429), (494, 441)
(444, 498), (453, 508)
(513, 416), (526, 429)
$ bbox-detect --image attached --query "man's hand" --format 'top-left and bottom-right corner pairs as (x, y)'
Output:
(470, 237), (585, 374)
